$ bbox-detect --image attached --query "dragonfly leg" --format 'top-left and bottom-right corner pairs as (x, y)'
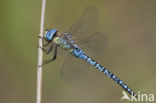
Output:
(42, 45), (57, 65)
(39, 43), (54, 54)
(38, 35), (43, 38)
(43, 42), (50, 47)
(38, 35), (47, 41)
(38, 35), (51, 48)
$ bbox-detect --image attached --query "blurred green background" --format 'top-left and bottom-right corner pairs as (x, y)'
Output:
(0, 0), (156, 103)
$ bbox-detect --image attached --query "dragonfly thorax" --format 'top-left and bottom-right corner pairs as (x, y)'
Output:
(53, 36), (74, 53)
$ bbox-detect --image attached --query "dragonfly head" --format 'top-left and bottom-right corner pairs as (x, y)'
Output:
(45, 29), (57, 41)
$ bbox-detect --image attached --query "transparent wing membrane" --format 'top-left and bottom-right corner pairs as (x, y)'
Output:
(80, 32), (108, 55)
(60, 32), (108, 83)
(69, 6), (98, 40)
(60, 6), (108, 83)
(60, 54), (89, 83)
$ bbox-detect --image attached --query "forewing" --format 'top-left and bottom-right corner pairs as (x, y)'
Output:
(69, 6), (98, 40)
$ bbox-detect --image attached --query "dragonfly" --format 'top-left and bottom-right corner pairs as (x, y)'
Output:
(39, 6), (137, 97)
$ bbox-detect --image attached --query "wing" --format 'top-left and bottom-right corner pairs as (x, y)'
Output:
(80, 32), (108, 56)
(60, 6), (108, 83)
(60, 53), (90, 83)
(69, 6), (98, 40)
(59, 32), (108, 83)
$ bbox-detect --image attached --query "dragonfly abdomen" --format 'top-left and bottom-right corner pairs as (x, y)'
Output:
(72, 46), (137, 97)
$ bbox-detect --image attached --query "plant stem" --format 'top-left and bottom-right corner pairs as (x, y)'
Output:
(36, 0), (46, 103)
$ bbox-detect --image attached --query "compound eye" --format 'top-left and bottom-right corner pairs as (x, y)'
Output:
(50, 29), (57, 35)
(45, 29), (57, 41)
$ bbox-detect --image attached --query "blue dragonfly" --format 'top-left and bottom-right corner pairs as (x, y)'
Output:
(39, 6), (137, 97)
